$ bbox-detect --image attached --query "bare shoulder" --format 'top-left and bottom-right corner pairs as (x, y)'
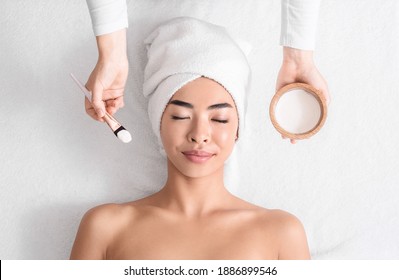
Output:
(70, 203), (138, 260)
(264, 209), (310, 260)
(85, 202), (139, 221)
(227, 200), (310, 259)
(264, 209), (302, 225)
(82, 202), (139, 229)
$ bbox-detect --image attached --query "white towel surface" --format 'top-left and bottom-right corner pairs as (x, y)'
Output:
(0, 0), (398, 260)
(143, 17), (251, 151)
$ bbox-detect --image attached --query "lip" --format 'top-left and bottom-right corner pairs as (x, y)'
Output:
(182, 150), (215, 163)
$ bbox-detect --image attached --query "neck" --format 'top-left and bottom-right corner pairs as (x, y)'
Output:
(157, 159), (232, 218)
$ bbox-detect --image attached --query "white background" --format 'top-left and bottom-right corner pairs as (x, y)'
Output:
(0, 0), (398, 259)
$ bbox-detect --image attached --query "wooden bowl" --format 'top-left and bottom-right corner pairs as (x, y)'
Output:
(269, 83), (328, 140)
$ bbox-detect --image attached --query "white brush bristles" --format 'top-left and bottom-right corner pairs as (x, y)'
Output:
(116, 129), (132, 143)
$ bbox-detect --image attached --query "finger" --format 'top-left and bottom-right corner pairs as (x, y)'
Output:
(315, 77), (331, 106)
(89, 81), (106, 118)
(116, 96), (125, 108)
(105, 101), (118, 115)
(317, 83), (330, 106)
(105, 97), (124, 115)
(290, 139), (297, 144)
(85, 97), (104, 122)
(323, 87), (331, 106)
(87, 107), (106, 122)
(102, 88), (125, 101)
(105, 96), (124, 109)
(281, 134), (287, 139)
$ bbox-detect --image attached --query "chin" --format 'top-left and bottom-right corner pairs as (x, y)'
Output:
(168, 154), (225, 179)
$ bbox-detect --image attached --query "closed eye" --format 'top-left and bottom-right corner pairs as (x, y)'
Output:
(171, 116), (190, 120)
(212, 119), (228, 123)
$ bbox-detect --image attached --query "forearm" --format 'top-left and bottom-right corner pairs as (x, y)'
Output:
(96, 28), (127, 63)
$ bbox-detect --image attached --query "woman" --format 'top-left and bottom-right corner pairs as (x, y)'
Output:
(70, 18), (310, 260)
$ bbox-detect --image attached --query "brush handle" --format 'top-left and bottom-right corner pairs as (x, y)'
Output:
(103, 111), (122, 131)
(70, 73), (93, 102)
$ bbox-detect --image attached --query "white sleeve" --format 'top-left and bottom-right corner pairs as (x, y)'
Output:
(86, 0), (128, 36)
(280, 0), (321, 50)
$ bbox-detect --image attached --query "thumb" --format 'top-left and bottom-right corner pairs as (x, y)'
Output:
(90, 81), (106, 118)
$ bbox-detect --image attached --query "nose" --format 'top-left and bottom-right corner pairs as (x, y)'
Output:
(188, 117), (210, 144)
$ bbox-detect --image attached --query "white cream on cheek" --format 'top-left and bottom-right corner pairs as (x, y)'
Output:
(275, 89), (321, 134)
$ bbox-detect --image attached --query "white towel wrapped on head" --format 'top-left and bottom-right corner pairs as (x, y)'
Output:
(143, 17), (251, 153)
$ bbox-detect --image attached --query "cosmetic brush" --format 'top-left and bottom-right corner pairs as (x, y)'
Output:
(70, 73), (132, 143)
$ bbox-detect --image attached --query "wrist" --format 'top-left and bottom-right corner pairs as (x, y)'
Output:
(282, 47), (314, 67)
(96, 29), (127, 63)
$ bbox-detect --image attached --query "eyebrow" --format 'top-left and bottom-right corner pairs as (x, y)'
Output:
(169, 99), (233, 110)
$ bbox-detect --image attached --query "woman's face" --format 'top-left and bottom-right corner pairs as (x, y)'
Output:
(160, 77), (239, 178)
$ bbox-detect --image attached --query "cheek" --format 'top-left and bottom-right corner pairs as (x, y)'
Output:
(213, 123), (238, 147)
(160, 130), (172, 150)
(216, 130), (233, 143)
(160, 120), (186, 150)
(160, 119), (172, 148)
